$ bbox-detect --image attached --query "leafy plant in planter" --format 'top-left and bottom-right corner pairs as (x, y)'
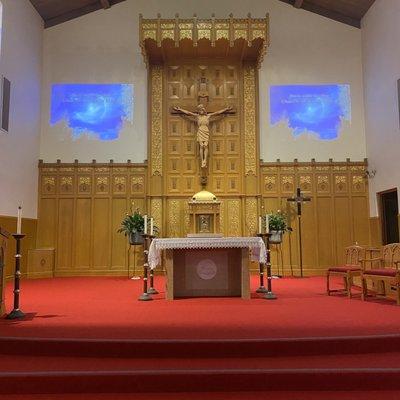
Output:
(268, 211), (288, 244)
(118, 210), (145, 245)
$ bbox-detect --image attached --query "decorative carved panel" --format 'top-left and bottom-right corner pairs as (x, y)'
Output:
(243, 66), (257, 176)
(78, 176), (92, 194)
(150, 66), (163, 176)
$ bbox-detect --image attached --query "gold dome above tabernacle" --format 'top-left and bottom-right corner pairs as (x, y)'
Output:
(191, 190), (218, 202)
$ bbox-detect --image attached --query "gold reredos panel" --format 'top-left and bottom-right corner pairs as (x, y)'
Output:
(139, 14), (269, 68)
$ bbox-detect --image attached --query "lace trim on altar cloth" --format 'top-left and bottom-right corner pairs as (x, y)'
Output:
(148, 237), (267, 269)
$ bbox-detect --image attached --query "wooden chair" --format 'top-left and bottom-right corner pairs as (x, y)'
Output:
(327, 245), (365, 298)
(361, 243), (400, 305)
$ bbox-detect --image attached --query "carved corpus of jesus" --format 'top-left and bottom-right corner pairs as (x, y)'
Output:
(173, 104), (233, 168)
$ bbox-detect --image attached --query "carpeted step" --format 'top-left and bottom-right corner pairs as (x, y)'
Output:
(1, 351), (400, 372)
(0, 368), (400, 394)
(2, 334), (400, 358)
(3, 391), (400, 400)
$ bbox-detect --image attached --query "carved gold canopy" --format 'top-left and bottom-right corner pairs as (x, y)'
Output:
(139, 14), (269, 67)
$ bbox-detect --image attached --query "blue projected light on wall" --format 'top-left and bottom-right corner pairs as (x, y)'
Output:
(270, 84), (351, 140)
(50, 84), (133, 141)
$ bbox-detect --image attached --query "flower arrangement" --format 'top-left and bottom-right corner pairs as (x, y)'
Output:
(118, 209), (145, 236)
(268, 211), (288, 232)
(118, 209), (158, 245)
(267, 210), (289, 244)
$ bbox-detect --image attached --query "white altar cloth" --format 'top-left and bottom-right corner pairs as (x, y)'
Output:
(148, 237), (267, 270)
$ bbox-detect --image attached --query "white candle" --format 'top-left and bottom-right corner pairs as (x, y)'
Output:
(265, 214), (269, 234)
(144, 214), (148, 234)
(258, 216), (262, 234)
(17, 206), (22, 234)
(150, 218), (154, 236)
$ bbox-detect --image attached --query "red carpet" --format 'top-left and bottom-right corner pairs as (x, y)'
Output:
(1, 275), (400, 340)
(1, 276), (400, 396)
(3, 392), (400, 400)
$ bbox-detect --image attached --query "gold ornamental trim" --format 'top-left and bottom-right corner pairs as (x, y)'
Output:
(139, 14), (269, 68)
(243, 66), (257, 175)
(151, 66), (163, 176)
(245, 198), (258, 236)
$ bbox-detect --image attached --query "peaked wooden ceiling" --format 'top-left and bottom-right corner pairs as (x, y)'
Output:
(30, 0), (376, 29)
(279, 0), (376, 27)
(29, 0), (127, 28)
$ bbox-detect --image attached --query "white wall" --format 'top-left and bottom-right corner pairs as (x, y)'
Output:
(261, 4), (366, 162)
(39, 0), (367, 164)
(0, 0), (43, 218)
(362, 0), (400, 216)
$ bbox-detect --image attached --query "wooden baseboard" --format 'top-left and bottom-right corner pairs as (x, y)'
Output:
(27, 272), (54, 279)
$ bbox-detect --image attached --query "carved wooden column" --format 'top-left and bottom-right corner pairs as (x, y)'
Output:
(243, 64), (260, 236)
(148, 65), (164, 235)
(0, 227), (10, 316)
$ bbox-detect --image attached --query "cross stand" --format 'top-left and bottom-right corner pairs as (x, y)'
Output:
(287, 187), (311, 278)
(259, 233), (277, 300)
(6, 234), (26, 319)
(138, 234), (155, 301)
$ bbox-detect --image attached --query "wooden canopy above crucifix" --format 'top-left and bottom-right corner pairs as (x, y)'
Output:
(139, 14), (269, 68)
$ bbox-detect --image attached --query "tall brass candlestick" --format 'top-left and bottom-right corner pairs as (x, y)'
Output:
(147, 235), (158, 295)
(138, 234), (155, 301)
(6, 234), (26, 319)
(256, 233), (268, 294)
(258, 233), (277, 300)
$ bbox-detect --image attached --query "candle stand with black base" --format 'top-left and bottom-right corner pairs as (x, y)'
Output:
(256, 233), (268, 294)
(147, 237), (158, 295)
(138, 234), (155, 301)
(6, 234), (26, 319)
(258, 233), (277, 300)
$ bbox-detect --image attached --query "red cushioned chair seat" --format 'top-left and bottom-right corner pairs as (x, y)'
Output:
(364, 268), (398, 277)
(328, 265), (361, 273)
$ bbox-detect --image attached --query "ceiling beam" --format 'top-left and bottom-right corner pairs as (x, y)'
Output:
(278, 0), (361, 28)
(44, 0), (126, 28)
(301, 1), (361, 28)
(45, 3), (101, 28)
(100, 0), (111, 9)
(293, 0), (304, 8)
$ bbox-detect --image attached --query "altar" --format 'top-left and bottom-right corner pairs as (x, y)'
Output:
(148, 237), (267, 299)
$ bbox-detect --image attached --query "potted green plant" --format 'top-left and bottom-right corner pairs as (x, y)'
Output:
(118, 210), (145, 245)
(268, 211), (288, 244)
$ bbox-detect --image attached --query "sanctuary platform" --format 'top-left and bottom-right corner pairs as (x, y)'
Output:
(2, 275), (400, 340)
(1, 276), (400, 398)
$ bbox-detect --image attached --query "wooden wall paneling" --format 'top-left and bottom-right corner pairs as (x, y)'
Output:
(334, 197), (352, 265)
(74, 198), (91, 270)
(301, 197), (318, 274)
(27, 248), (55, 279)
(56, 199), (74, 271)
(260, 161), (370, 276)
(37, 162), (147, 276)
(111, 198), (128, 270)
(37, 198), (57, 248)
(369, 217), (382, 247)
(316, 196), (334, 271)
(92, 198), (111, 270)
(352, 196), (370, 246)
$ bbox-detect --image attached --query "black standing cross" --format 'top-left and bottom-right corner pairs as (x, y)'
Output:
(287, 187), (311, 278)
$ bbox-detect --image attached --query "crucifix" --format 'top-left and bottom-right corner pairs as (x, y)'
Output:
(172, 104), (234, 170)
(287, 187), (311, 278)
